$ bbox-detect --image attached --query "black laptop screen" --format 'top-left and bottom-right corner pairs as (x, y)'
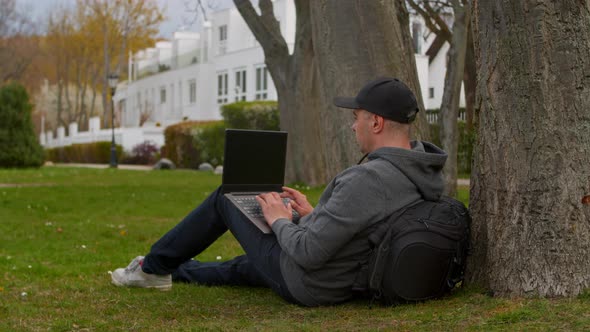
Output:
(222, 129), (287, 192)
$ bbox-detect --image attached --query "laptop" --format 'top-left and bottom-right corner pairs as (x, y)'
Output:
(222, 129), (291, 233)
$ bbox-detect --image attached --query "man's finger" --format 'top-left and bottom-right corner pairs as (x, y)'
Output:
(282, 186), (299, 195)
(255, 195), (267, 207)
(279, 192), (294, 199)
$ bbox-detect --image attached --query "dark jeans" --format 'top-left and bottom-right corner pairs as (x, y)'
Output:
(141, 187), (299, 305)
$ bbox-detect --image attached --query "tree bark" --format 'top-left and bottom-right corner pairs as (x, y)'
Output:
(310, 0), (431, 177)
(467, 0), (590, 297)
(235, 0), (327, 185)
(463, 26), (477, 131)
(439, 0), (470, 197)
(102, 18), (110, 129)
(236, 0), (428, 184)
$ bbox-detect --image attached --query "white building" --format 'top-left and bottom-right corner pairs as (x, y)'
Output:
(115, 0), (458, 129)
(115, 1), (294, 129)
(44, 0), (460, 152)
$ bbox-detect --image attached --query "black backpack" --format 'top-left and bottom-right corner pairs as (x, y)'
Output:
(354, 196), (471, 306)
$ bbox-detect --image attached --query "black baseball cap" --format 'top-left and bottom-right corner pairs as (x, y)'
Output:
(333, 77), (419, 123)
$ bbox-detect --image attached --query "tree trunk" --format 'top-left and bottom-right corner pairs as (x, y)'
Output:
(236, 0), (428, 184)
(310, 0), (430, 177)
(102, 19), (110, 129)
(439, 0), (470, 197)
(467, 0), (590, 297)
(235, 0), (327, 185)
(463, 26), (477, 131)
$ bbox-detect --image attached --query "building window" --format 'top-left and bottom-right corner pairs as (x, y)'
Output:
(217, 72), (228, 104)
(160, 87), (166, 104)
(189, 79), (197, 104)
(218, 25), (227, 55)
(412, 22), (422, 54)
(255, 66), (268, 100)
(429, 87), (434, 99)
(234, 69), (247, 102)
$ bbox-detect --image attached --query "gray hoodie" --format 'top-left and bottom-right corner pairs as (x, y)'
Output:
(271, 141), (447, 306)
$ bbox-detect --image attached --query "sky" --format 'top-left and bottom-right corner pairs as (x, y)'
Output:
(17, 0), (234, 39)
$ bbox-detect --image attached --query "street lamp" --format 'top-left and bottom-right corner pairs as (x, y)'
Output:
(108, 73), (119, 168)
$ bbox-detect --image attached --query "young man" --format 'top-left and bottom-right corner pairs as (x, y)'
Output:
(111, 77), (447, 307)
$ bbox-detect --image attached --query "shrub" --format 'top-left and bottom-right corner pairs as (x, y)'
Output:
(162, 101), (280, 169)
(45, 142), (123, 164)
(193, 122), (225, 166)
(0, 83), (44, 168)
(163, 120), (223, 169)
(120, 141), (160, 165)
(221, 101), (280, 130)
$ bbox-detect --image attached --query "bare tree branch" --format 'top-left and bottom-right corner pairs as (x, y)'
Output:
(233, 0), (289, 81)
(423, 1), (453, 41)
(407, 0), (445, 38)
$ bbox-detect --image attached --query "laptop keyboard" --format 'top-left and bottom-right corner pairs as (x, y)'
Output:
(233, 196), (299, 219)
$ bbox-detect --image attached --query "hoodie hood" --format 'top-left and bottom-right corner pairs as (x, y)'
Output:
(367, 141), (447, 201)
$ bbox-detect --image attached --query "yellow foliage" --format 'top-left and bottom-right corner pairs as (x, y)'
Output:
(37, 0), (165, 131)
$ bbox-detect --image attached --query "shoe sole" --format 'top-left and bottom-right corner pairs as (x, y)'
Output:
(111, 275), (172, 291)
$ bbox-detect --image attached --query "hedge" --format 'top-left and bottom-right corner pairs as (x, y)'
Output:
(45, 142), (124, 164)
(221, 101), (280, 130)
(162, 101), (280, 169)
(162, 120), (223, 169)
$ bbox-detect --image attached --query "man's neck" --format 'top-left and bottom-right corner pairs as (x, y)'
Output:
(372, 137), (412, 151)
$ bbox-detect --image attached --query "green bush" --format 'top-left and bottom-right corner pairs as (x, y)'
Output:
(0, 83), (44, 168)
(162, 101), (280, 169)
(429, 121), (475, 174)
(162, 120), (223, 169)
(193, 122), (225, 167)
(221, 101), (280, 130)
(45, 142), (123, 164)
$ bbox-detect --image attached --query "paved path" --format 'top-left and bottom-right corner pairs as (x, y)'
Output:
(457, 178), (470, 186)
(47, 163), (152, 171)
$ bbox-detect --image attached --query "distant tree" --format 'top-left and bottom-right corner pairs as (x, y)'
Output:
(0, 83), (44, 168)
(407, 0), (472, 197)
(41, 0), (163, 132)
(79, 0), (164, 129)
(0, 0), (37, 84)
(467, 0), (590, 297)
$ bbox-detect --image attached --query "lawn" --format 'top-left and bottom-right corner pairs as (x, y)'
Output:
(1, 167), (589, 331)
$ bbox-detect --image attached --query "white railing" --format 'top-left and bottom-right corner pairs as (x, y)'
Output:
(425, 110), (467, 124)
(41, 117), (165, 152)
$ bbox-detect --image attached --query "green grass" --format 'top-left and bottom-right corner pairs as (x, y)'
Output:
(1, 167), (589, 331)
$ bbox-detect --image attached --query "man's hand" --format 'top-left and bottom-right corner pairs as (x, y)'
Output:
(256, 192), (293, 227)
(280, 186), (314, 217)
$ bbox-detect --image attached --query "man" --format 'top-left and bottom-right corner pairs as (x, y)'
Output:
(111, 77), (447, 307)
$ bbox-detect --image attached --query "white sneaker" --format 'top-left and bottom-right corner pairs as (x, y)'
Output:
(111, 256), (172, 290)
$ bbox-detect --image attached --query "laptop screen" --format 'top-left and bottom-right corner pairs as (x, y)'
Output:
(222, 129), (288, 193)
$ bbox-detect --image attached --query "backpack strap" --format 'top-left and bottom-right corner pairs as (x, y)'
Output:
(351, 156), (423, 298)
(367, 202), (418, 302)
(351, 203), (413, 297)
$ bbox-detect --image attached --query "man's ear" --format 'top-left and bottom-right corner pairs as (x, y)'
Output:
(372, 114), (385, 133)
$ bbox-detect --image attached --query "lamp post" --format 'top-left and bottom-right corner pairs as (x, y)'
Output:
(108, 73), (119, 168)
